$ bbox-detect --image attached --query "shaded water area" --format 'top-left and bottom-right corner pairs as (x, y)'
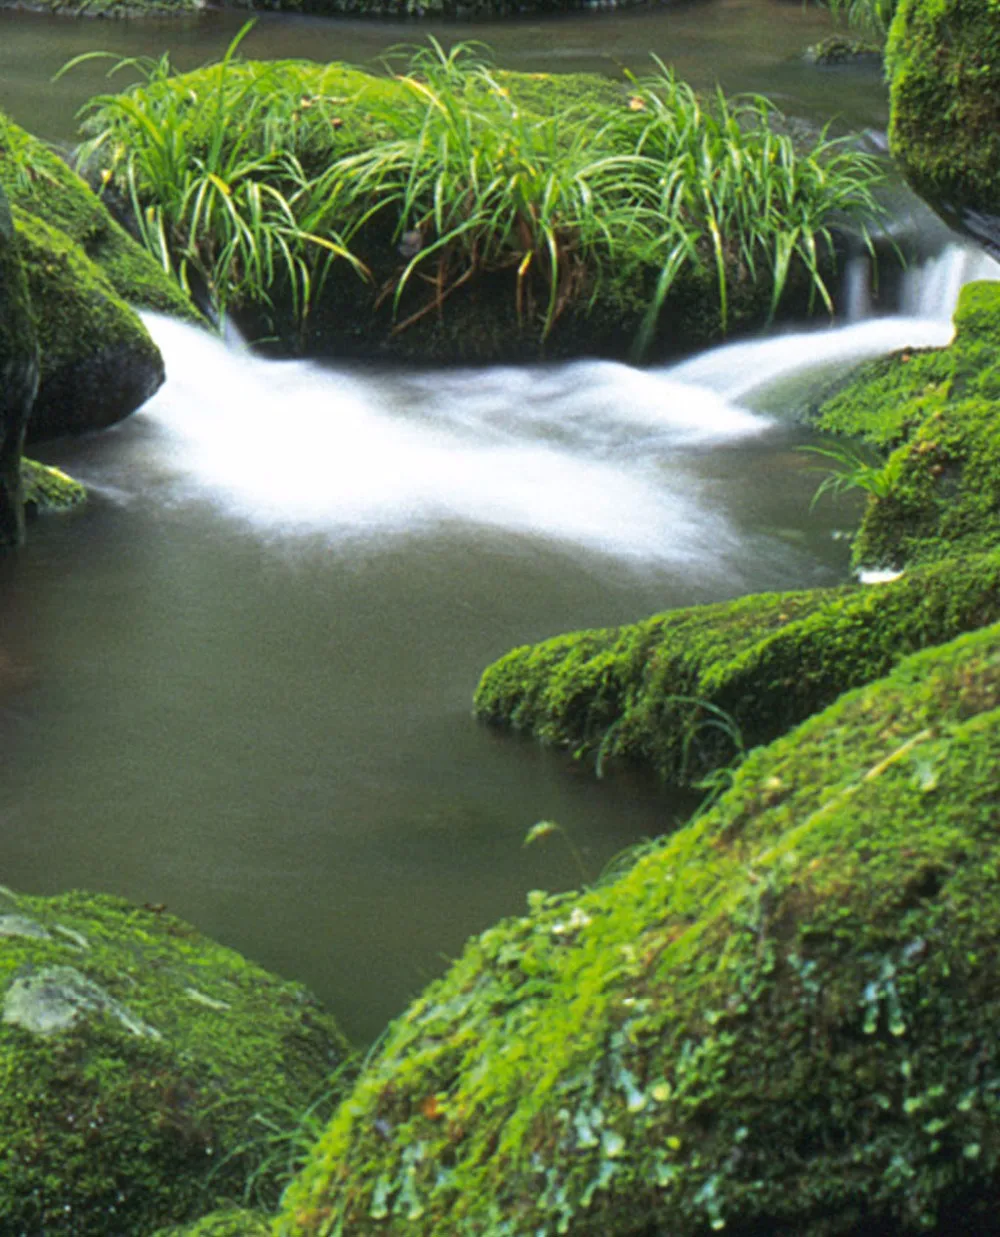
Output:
(1, 4), (998, 1041)
(0, 0), (888, 144)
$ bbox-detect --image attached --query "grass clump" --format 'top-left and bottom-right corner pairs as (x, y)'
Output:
(821, 0), (897, 37)
(278, 620), (1000, 1236)
(474, 549), (1000, 786)
(69, 35), (887, 358)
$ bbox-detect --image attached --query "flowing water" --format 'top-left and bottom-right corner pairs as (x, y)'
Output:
(1, 5), (999, 1040)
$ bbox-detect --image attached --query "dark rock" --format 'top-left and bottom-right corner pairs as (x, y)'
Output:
(0, 184), (39, 546)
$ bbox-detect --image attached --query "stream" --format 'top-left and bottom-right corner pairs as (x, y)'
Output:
(1, 3), (998, 1042)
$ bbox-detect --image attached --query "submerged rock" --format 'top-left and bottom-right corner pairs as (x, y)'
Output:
(0, 887), (351, 1235)
(279, 620), (1000, 1235)
(474, 549), (1000, 785)
(0, 182), (38, 548)
(887, 0), (1000, 258)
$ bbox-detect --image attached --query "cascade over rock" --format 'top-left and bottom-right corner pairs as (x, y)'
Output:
(0, 182), (38, 547)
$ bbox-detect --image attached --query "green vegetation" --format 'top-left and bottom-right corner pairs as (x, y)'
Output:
(13, 207), (165, 440)
(71, 37), (886, 359)
(0, 109), (198, 322)
(0, 887), (351, 1235)
(21, 459), (87, 514)
(279, 620), (1000, 1236)
(475, 549), (1000, 786)
(811, 279), (1000, 568)
(887, 0), (1000, 251)
(823, 0), (897, 37)
(150, 1206), (272, 1236)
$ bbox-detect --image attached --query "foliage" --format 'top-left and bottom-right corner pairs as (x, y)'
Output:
(65, 25), (368, 330)
(68, 36), (887, 352)
(822, 0), (897, 37)
(277, 621), (1000, 1236)
(799, 441), (899, 508)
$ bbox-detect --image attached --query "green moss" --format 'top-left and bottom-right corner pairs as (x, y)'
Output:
(475, 550), (1000, 785)
(0, 111), (199, 322)
(0, 888), (350, 1235)
(80, 55), (863, 363)
(811, 279), (1000, 567)
(279, 620), (1000, 1235)
(13, 207), (164, 440)
(149, 1206), (272, 1236)
(808, 347), (954, 447)
(886, 0), (1000, 247)
(20, 458), (87, 514)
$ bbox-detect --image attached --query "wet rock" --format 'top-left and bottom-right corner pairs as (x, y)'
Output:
(887, 0), (1000, 259)
(0, 886), (352, 1235)
(0, 183), (38, 546)
(14, 208), (165, 440)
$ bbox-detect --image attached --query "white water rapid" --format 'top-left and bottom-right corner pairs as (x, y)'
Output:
(102, 242), (999, 569)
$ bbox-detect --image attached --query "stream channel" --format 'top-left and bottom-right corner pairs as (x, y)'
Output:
(1, 2), (999, 1042)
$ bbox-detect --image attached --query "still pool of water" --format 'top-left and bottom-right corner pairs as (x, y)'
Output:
(0, 0), (888, 144)
(0, 3), (994, 1042)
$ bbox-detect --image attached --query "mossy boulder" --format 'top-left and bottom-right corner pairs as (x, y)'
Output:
(0, 111), (198, 322)
(0, 887), (351, 1235)
(475, 548), (1000, 786)
(83, 58), (847, 364)
(150, 1206), (273, 1236)
(0, 182), (38, 548)
(13, 208), (165, 440)
(21, 458), (87, 515)
(811, 279), (1000, 567)
(280, 620), (1000, 1236)
(886, 0), (1000, 257)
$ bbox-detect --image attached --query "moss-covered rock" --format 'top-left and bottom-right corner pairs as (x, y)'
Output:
(475, 548), (1000, 785)
(13, 208), (165, 440)
(0, 111), (198, 322)
(81, 57), (855, 364)
(804, 34), (882, 65)
(279, 620), (1000, 1236)
(20, 458), (87, 515)
(886, 0), (1000, 257)
(811, 278), (1000, 567)
(0, 887), (351, 1235)
(149, 1206), (273, 1236)
(0, 182), (38, 548)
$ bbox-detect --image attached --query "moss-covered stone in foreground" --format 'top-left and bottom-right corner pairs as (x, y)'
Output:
(0, 888), (350, 1235)
(475, 549), (1000, 785)
(279, 621), (1000, 1235)
(812, 279), (1000, 567)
